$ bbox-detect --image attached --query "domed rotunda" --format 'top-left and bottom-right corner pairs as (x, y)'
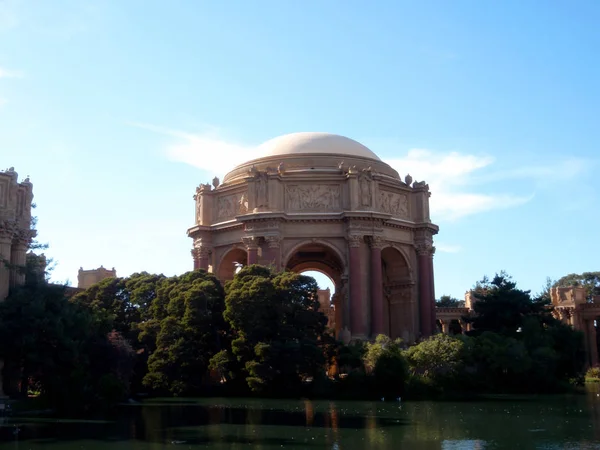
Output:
(188, 132), (438, 342)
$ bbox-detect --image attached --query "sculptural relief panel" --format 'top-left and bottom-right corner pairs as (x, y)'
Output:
(285, 184), (341, 212)
(216, 191), (248, 221)
(378, 190), (409, 218)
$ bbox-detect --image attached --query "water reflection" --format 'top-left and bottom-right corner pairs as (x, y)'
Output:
(0, 387), (600, 449)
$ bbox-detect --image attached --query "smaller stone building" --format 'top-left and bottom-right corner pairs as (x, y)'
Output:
(316, 288), (336, 331)
(77, 266), (117, 289)
(0, 168), (34, 301)
(435, 286), (600, 367)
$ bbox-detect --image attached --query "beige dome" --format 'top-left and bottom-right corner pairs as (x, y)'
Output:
(257, 132), (381, 161)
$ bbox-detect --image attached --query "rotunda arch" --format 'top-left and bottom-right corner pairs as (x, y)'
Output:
(284, 240), (347, 339)
(217, 246), (248, 281)
(381, 246), (415, 341)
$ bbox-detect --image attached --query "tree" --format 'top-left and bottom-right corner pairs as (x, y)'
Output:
(0, 281), (133, 411)
(221, 265), (329, 395)
(404, 334), (467, 386)
(73, 272), (166, 393)
(436, 295), (464, 307)
(142, 270), (227, 396)
(554, 272), (600, 301)
(364, 335), (408, 398)
(466, 272), (553, 337)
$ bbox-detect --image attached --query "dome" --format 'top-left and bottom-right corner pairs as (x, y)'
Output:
(256, 132), (381, 161)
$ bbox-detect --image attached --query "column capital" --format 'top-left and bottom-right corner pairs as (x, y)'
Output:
(191, 246), (211, 259)
(415, 241), (435, 257)
(265, 235), (282, 249)
(346, 234), (363, 248)
(242, 236), (260, 250)
(12, 228), (35, 248)
(369, 235), (386, 249)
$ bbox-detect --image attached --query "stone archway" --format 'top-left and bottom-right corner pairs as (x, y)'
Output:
(217, 247), (248, 281)
(285, 241), (347, 340)
(381, 246), (415, 341)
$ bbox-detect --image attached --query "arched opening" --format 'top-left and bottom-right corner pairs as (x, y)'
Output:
(285, 242), (345, 339)
(381, 247), (413, 341)
(218, 247), (248, 281)
(449, 319), (463, 335)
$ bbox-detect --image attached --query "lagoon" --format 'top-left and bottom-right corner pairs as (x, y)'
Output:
(1, 385), (600, 449)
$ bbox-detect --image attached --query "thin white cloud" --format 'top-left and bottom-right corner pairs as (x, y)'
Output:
(385, 149), (534, 221)
(0, 98), (7, 106)
(135, 125), (584, 221)
(436, 243), (462, 253)
(130, 122), (261, 178)
(0, 67), (23, 78)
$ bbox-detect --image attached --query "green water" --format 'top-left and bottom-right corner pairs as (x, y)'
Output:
(2, 385), (600, 449)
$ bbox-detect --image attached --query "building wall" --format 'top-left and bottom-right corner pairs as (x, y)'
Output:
(77, 266), (117, 289)
(0, 168), (34, 301)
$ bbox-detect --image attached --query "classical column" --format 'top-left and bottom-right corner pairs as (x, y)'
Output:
(10, 236), (29, 287)
(265, 236), (282, 271)
(441, 320), (450, 334)
(369, 236), (385, 337)
(429, 245), (437, 332)
(416, 242), (435, 338)
(191, 248), (201, 270)
(192, 246), (211, 271)
(0, 223), (13, 302)
(588, 319), (599, 367)
(242, 237), (259, 265)
(347, 234), (365, 338)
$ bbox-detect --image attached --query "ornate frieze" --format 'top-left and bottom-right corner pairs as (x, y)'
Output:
(216, 191), (248, 221)
(378, 190), (409, 218)
(285, 184), (341, 211)
(244, 221), (280, 233)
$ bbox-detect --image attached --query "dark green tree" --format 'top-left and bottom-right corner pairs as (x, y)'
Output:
(436, 295), (464, 307)
(466, 272), (553, 337)
(142, 270), (227, 395)
(0, 281), (134, 411)
(221, 265), (329, 395)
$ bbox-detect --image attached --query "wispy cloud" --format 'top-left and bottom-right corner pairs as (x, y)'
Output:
(0, 67), (23, 78)
(135, 125), (586, 221)
(0, 98), (7, 107)
(436, 243), (462, 253)
(130, 122), (261, 177)
(385, 149), (535, 221)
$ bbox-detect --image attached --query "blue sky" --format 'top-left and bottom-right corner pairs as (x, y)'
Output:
(1, 0), (598, 298)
